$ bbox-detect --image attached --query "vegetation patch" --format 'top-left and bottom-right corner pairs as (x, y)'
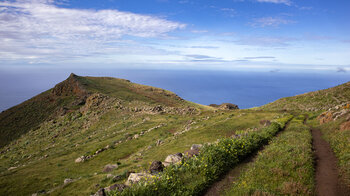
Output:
(225, 116), (314, 196)
(109, 115), (292, 196)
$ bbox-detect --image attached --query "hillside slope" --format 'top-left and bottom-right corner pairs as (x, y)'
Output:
(0, 73), (200, 148)
(260, 81), (350, 111)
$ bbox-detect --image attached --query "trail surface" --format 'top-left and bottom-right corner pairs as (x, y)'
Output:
(311, 128), (349, 196)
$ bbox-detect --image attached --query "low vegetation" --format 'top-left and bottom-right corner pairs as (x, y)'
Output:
(110, 115), (292, 195)
(225, 115), (314, 195)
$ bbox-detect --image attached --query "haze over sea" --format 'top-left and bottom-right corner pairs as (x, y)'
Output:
(1, 69), (349, 112)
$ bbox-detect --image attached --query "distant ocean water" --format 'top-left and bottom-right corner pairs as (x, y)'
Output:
(1, 69), (349, 112)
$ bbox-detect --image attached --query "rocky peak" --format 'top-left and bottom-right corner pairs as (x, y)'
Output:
(51, 73), (88, 98)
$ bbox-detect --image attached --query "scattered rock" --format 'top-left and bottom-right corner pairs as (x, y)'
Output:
(75, 156), (85, 163)
(106, 174), (113, 178)
(93, 188), (106, 196)
(149, 161), (164, 173)
(156, 139), (163, 146)
(210, 103), (239, 110)
(112, 175), (122, 182)
(8, 167), (17, 171)
(125, 173), (152, 186)
(103, 164), (118, 172)
(64, 178), (73, 184)
(163, 153), (183, 166)
(133, 134), (140, 139)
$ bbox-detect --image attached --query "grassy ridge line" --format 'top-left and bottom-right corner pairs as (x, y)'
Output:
(110, 115), (293, 196)
(225, 115), (314, 196)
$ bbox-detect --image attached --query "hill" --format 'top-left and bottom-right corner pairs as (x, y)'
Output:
(0, 73), (200, 148)
(260, 81), (350, 111)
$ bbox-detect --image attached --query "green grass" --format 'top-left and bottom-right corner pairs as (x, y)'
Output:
(260, 81), (350, 111)
(225, 116), (314, 196)
(109, 115), (292, 196)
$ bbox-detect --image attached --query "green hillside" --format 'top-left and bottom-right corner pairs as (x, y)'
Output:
(0, 74), (349, 196)
(260, 81), (350, 111)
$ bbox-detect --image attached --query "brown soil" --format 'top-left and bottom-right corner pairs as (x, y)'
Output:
(311, 128), (349, 196)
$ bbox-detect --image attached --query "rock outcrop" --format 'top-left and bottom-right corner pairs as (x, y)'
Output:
(209, 103), (239, 110)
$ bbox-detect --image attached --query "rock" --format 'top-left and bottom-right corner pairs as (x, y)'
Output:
(190, 144), (203, 151)
(163, 153), (183, 166)
(103, 164), (118, 172)
(340, 121), (350, 131)
(210, 103), (239, 110)
(104, 184), (127, 192)
(112, 175), (122, 182)
(75, 156), (85, 163)
(93, 188), (106, 196)
(149, 161), (164, 173)
(106, 174), (113, 178)
(156, 139), (163, 146)
(64, 178), (73, 184)
(133, 134), (140, 139)
(8, 166), (17, 170)
(32, 194), (38, 196)
(125, 173), (152, 186)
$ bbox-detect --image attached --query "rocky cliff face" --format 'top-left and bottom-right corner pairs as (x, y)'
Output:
(51, 73), (88, 98)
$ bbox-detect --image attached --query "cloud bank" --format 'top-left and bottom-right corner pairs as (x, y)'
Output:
(0, 0), (185, 62)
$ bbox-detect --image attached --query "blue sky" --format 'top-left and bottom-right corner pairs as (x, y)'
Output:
(0, 0), (349, 72)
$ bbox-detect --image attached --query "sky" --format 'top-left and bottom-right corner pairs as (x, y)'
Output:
(0, 0), (350, 72)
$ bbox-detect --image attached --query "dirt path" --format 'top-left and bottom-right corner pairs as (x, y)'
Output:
(311, 128), (349, 196)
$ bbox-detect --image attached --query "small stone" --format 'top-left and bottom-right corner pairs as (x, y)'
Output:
(133, 134), (140, 139)
(8, 167), (17, 170)
(106, 174), (113, 178)
(64, 178), (73, 184)
(75, 156), (85, 163)
(125, 173), (152, 186)
(103, 164), (118, 172)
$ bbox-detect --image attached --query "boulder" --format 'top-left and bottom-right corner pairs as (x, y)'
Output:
(125, 173), (152, 186)
(64, 178), (73, 184)
(75, 156), (85, 163)
(163, 153), (183, 166)
(149, 161), (164, 173)
(156, 139), (163, 146)
(103, 164), (118, 172)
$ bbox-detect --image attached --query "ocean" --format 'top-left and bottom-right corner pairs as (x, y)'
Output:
(0, 69), (349, 111)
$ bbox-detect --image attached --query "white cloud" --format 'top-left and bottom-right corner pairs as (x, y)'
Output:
(256, 0), (292, 6)
(0, 0), (185, 62)
(250, 17), (295, 27)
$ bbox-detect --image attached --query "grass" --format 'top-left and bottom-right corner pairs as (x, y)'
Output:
(224, 115), (314, 196)
(260, 81), (350, 111)
(108, 115), (292, 196)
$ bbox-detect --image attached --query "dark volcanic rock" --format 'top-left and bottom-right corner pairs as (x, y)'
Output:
(149, 161), (164, 173)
